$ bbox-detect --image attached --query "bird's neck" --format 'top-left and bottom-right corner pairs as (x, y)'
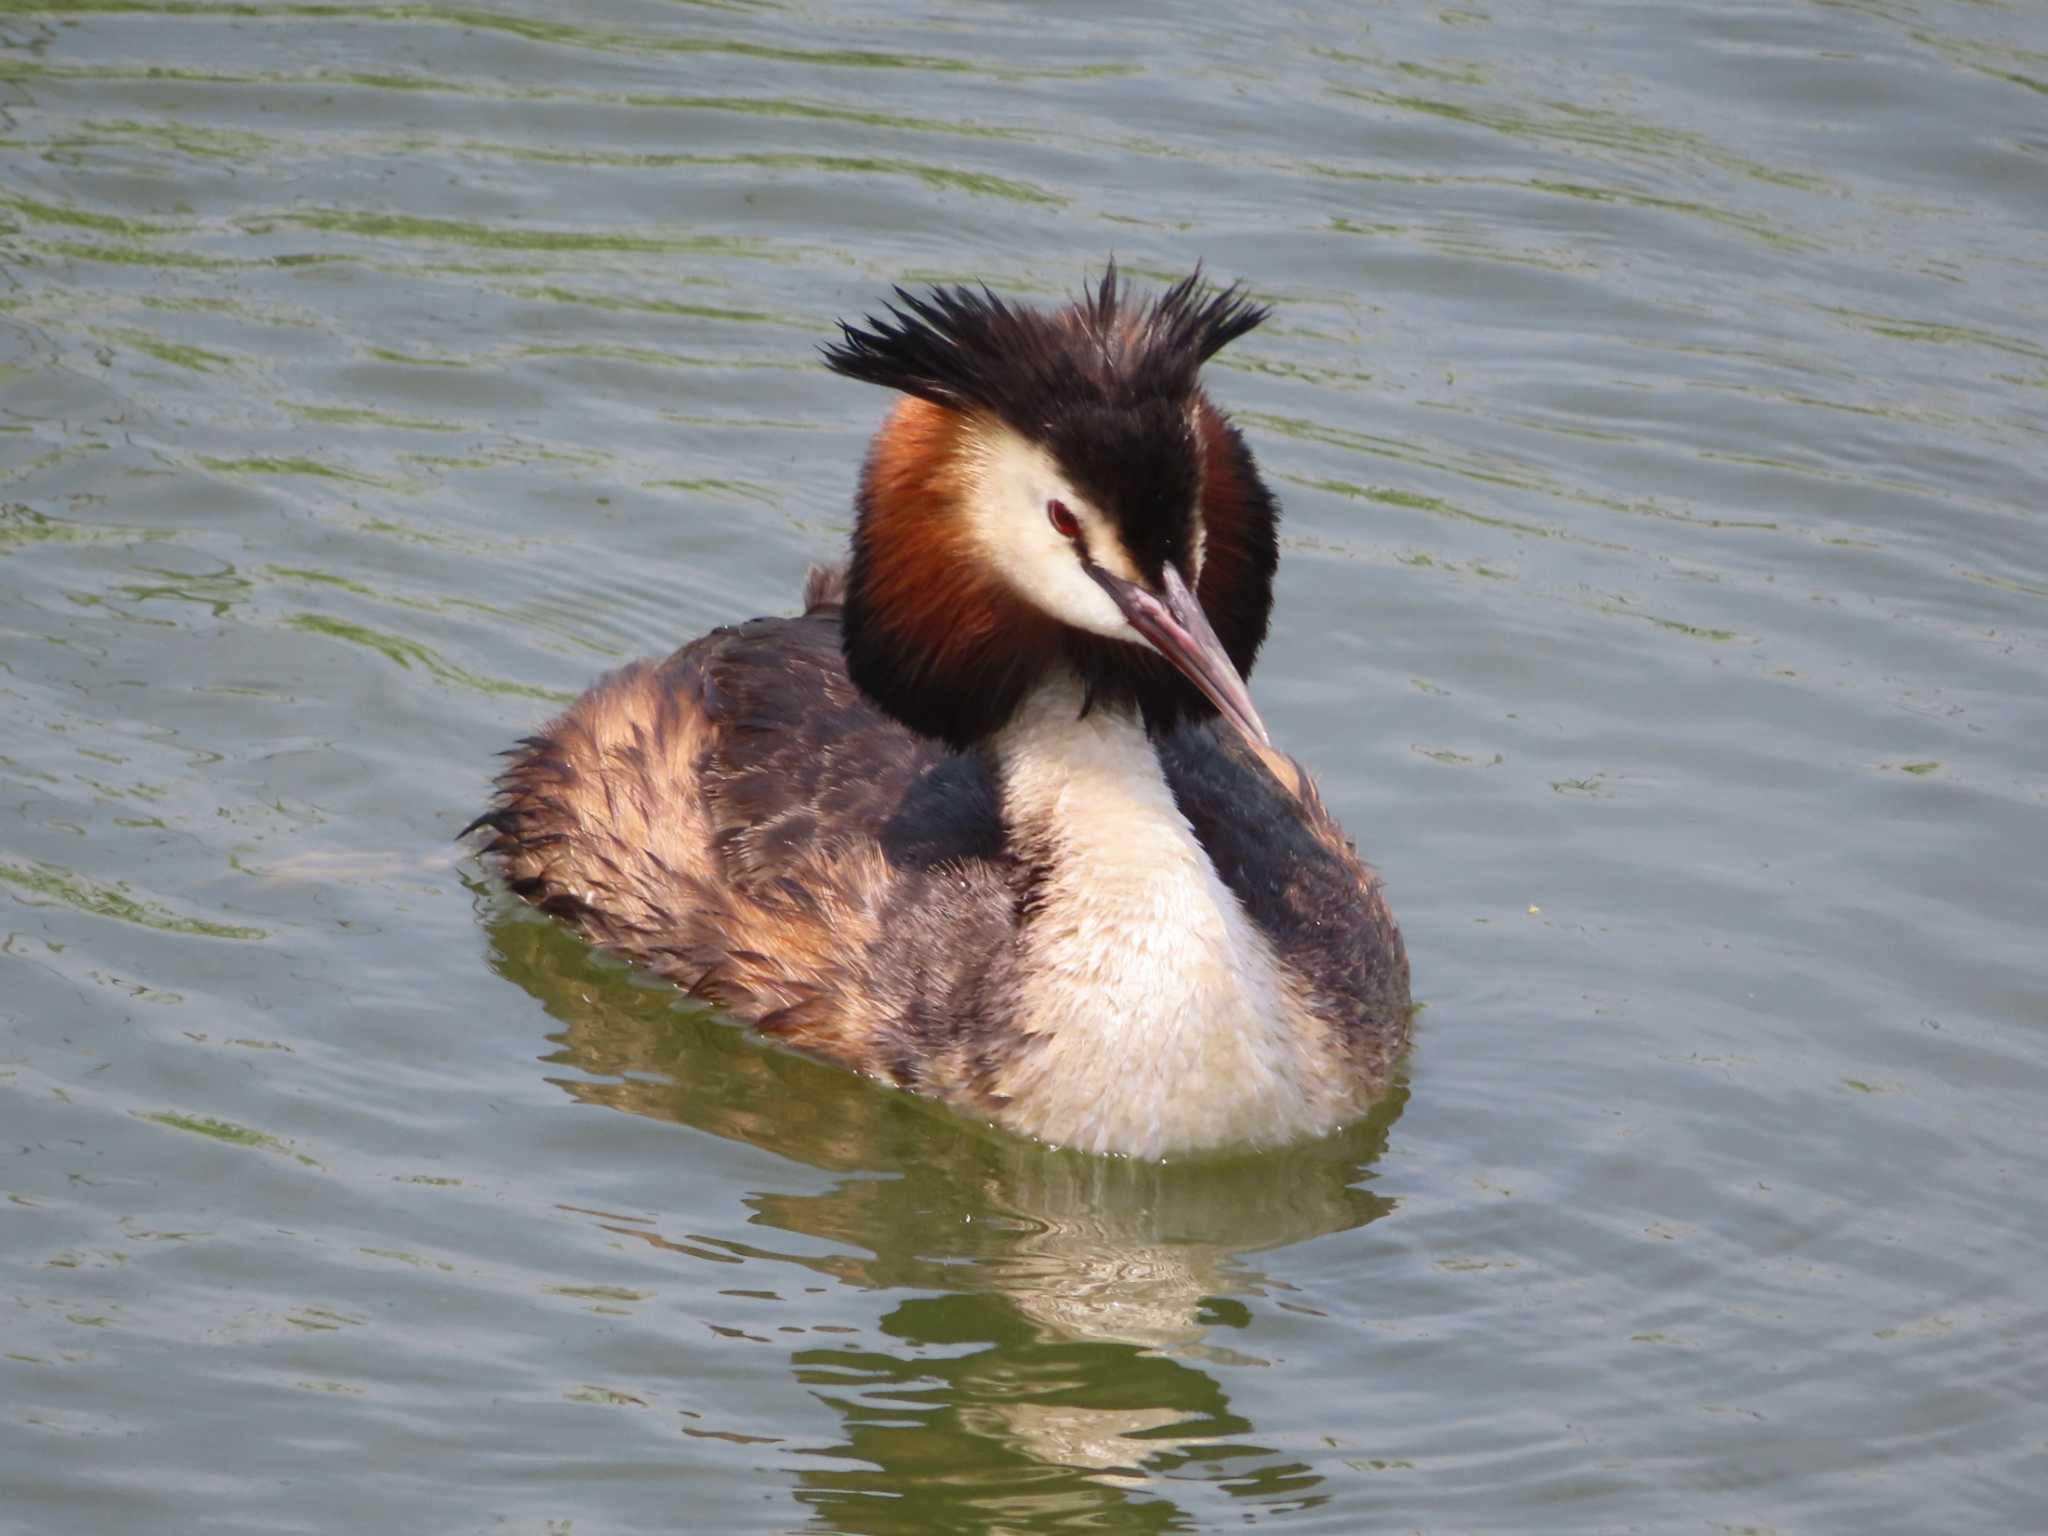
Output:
(986, 674), (1337, 1156)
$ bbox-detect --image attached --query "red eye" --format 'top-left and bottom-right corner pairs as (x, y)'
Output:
(1047, 499), (1081, 539)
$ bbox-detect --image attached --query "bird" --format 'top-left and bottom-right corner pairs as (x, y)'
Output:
(468, 266), (1411, 1158)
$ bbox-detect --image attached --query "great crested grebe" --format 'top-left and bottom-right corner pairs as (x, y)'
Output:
(470, 268), (1410, 1157)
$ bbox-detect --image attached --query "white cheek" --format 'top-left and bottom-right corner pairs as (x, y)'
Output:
(1014, 523), (1133, 638)
(961, 429), (1141, 642)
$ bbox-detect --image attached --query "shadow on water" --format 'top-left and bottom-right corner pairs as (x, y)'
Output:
(480, 889), (1407, 1531)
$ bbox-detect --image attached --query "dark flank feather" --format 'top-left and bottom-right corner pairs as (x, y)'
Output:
(471, 596), (1031, 1103)
(1154, 723), (1410, 1075)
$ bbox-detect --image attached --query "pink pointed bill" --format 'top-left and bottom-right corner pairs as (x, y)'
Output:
(1086, 562), (1272, 748)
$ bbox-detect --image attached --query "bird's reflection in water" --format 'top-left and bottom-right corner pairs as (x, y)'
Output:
(483, 893), (1407, 1531)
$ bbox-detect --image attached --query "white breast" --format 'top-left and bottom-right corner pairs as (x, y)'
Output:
(989, 678), (1342, 1156)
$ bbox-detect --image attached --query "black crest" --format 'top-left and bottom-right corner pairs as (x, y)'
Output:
(821, 264), (1268, 430)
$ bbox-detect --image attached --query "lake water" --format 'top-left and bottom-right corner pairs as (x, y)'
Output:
(3, 2), (2045, 1531)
